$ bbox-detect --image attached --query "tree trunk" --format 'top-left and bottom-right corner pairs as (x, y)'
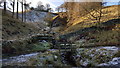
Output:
(24, 3), (26, 22)
(4, 0), (6, 14)
(98, 9), (102, 23)
(12, 0), (15, 18)
(21, 0), (23, 22)
(16, 0), (19, 19)
(98, 5), (102, 24)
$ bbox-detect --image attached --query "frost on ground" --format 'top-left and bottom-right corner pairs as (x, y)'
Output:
(2, 49), (61, 66)
(98, 57), (120, 66)
(2, 53), (39, 66)
(18, 10), (55, 23)
(75, 46), (120, 66)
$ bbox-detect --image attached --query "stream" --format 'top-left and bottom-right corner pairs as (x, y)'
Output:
(1, 46), (120, 67)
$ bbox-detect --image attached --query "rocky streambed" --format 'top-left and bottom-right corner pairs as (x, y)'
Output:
(2, 46), (120, 67)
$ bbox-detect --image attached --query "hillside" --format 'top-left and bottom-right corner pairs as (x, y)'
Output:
(18, 10), (55, 23)
(61, 5), (119, 34)
(2, 10), (41, 40)
(55, 5), (120, 46)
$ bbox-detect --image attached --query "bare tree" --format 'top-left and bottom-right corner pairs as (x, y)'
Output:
(4, 0), (6, 13)
(61, 2), (74, 22)
(16, 0), (19, 19)
(97, 3), (103, 23)
(22, 0), (24, 22)
(37, 1), (42, 10)
(23, 0), (31, 22)
(37, 1), (42, 6)
(12, 0), (15, 18)
(61, 1), (105, 24)
(49, 8), (53, 12)
(56, 6), (60, 13)
(80, 2), (103, 22)
(24, 0), (26, 22)
(46, 3), (50, 12)
(30, 7), (34, 10)
(20, 0), (24, 22)
(37, 5), (44, 11)
(7, 0), (15, 17)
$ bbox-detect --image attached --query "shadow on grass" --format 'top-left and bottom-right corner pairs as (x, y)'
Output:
(60, 19), (120, 40)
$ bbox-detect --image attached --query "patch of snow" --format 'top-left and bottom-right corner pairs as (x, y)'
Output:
(48, 49), (58, 51)
(98, 63), (109, 66)
(20, 53), (39, 57)
(42, 40), (47, 42)
(102, 46), (118, 51)
(98, 57), (120, 66)
(13, 58), (27, 63)
(2, 53), (39, 63)
(76, 46), (120, 66)
(112, 57), (120, 61)
(54, 55), (58, 59)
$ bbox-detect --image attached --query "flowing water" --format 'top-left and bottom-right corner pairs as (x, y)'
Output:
(2, 46), (120, 67)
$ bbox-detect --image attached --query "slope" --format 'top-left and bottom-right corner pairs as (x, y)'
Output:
(59, 5), (120, 46)
(2, 10), (40, 40)
(62, 5), (119, 34)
